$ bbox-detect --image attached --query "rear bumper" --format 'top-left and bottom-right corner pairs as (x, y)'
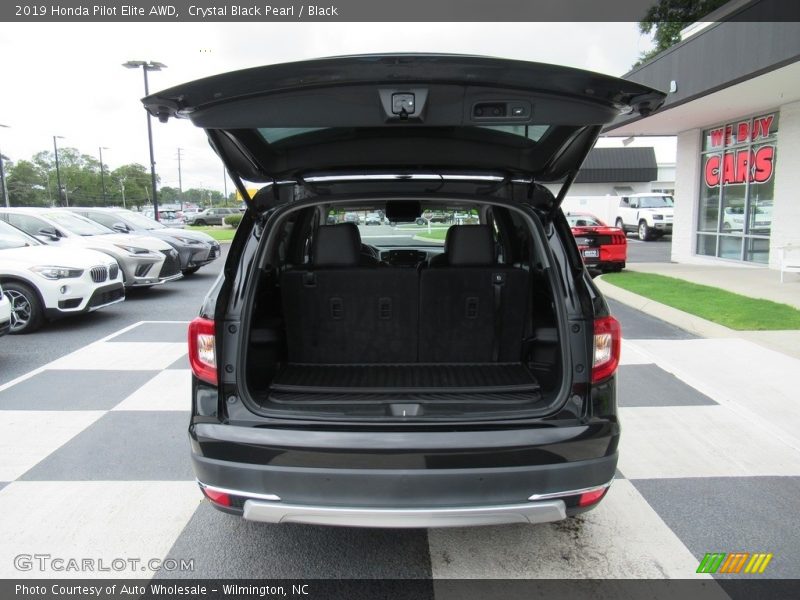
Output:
(190, 420), (618, 525)
(239, 493), (568, 528)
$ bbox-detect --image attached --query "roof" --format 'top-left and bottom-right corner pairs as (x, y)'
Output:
(574, 147), (658, 183)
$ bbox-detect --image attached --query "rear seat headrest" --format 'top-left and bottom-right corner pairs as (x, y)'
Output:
(312, 223), (362, 267)
(445, 225), (495, 266)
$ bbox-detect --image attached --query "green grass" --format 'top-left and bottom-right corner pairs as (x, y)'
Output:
(185, 226), (236, 241)
(412, 228), (449, 242)
(602, 272), (800, 331)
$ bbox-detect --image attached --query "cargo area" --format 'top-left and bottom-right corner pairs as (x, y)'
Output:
(241, 200), (565, 421)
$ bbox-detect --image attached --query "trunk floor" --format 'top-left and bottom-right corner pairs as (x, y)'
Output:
(270, 363), (540, 394)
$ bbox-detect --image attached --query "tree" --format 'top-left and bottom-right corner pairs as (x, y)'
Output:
(6, 159), (49, 206)
(635, 0), (729, 67)
(109, 163), (157, 210)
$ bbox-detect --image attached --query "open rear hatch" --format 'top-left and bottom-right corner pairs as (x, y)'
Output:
(156, 55), (663, 421)
(142, 54), (665, 208)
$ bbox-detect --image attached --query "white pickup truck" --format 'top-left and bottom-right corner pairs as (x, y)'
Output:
(615, 193), (674, 241)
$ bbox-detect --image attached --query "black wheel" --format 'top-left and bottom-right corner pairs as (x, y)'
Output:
(615, 218), (625, 231)
(3, 282), (44, 334)
(638, 220), (652, 241)
(182, 267), (201, 276)
(194, 219), (207, 226)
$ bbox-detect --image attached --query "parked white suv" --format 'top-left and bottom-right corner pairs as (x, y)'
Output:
(615, 193), (674, 241)
(0, 220), (124, 333)
(0, 281), (10, 337)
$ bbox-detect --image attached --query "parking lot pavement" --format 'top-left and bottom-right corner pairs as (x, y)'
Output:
(1, 289), (798, 581)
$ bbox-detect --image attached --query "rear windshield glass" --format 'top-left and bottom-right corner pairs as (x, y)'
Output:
(328, 207), (480, 248)
(258, 125), (550, 145)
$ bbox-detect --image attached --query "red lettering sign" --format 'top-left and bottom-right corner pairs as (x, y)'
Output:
(703, 145), (774, 187)
(707, 114), (775, 148)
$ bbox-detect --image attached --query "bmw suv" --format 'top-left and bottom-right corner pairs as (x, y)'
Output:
(144, 54), (665, 527)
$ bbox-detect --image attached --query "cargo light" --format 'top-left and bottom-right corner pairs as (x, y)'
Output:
(188, 317), (217, 385)
(592, 316), (621, 383)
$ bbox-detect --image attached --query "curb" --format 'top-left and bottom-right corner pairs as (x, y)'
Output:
(596, 276), (800, 360)
(595, 276), (737, 338)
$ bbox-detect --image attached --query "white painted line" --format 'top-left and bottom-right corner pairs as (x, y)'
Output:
(0, 411), (105, 481)
(0, 321), (154, 393)
(619, 339), (655, 365)
(618, 405), (800, 479)
(46, 342), (187, 371)
(94, 320), (148, 343)
(113, 370), (192, 411)
(0, 481), (201, 579)
(623, 338), (800, 453)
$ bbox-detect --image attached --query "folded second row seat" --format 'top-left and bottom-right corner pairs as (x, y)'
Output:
(280, 223), (530, 365)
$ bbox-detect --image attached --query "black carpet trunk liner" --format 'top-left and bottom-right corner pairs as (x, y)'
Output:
(270, 363), (540, 394)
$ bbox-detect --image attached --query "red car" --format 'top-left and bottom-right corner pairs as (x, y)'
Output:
(566, 213), (627, 272)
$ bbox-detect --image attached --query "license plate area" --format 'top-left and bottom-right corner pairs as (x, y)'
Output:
(582, 249), (599, 258)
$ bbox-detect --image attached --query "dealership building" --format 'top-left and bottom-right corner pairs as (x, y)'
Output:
(607, 0), (800, 269)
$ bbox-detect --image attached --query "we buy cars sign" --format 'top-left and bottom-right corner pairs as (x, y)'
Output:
(704, 114), (775, 187)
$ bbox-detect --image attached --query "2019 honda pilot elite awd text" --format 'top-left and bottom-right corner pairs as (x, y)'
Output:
(144, 55), (665, 528)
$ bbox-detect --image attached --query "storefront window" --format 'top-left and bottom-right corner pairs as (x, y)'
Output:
(697, 112), (778, 262)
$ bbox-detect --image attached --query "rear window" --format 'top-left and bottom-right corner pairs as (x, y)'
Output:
(258, 125), (551, 146)
(327, 207), (480, 248)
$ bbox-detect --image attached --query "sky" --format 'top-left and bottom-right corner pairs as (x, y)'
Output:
(0, 22), (671, 194)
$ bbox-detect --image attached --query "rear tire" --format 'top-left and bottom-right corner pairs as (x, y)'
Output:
(638, 220), (652, 241)
(194, 220), (207, 226)
(615, 218), (625, 231)
(182, 267), (200, 275)
(3, 282), (44, 334)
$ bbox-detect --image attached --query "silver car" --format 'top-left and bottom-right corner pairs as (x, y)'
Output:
(68, 207), (221, 275)
(0, 208), (182, 288)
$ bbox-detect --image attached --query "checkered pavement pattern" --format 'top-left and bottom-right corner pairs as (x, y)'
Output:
(1, 320), (799, 581)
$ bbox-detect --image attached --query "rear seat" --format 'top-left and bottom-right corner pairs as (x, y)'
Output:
(418, 225), (530, 363)
(280, 223), (529, 365)
(280, 224), (419, 364)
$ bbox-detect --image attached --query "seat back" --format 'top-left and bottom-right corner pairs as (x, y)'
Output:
(281, 223), (419, 363)
(418, 225), (530, 362)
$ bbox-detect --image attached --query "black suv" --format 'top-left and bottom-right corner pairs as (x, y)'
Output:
(145, 55), (664, 528)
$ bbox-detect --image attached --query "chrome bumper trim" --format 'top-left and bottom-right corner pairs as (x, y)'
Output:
(241, 499), (566, 528)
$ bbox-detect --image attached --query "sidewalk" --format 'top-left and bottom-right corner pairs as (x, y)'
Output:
(597, 262), (800, 360)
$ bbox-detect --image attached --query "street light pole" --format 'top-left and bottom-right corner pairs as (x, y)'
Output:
(0, 124), (10, 207)
(53, 135), (65, 207)
(123, 60), (166, 220)
(99, 146), (110, 205)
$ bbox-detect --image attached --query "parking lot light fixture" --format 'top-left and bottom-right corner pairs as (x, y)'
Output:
(0, 124), (9, 207)
(123, 60), (166, 220)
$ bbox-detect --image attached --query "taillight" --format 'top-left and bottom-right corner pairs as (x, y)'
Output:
(188, 317), (218, 385)
(201, 486), (231, 507)
(578, 486), (609, 507)
(592, 316), (621, 383)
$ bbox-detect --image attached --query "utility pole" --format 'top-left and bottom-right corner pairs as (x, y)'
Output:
(176, 147), (184, 211)
(53, 135), (65, 206)
(0, 124), (10, 207)
(223, 166), (228, 206)
(99, 146), (110, 205)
